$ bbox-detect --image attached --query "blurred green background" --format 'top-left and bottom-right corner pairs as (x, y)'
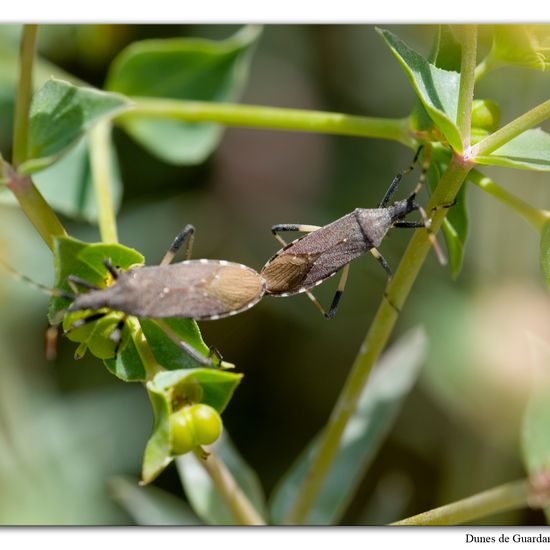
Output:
(1, 24), (550, 525)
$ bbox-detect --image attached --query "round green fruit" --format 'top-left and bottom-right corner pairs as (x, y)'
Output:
(170, 404), (223, 455)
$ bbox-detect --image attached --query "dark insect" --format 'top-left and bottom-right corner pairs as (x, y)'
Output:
(2, 225), (266, 367)
(260, 148), (449, 319)
(66, 225), (266, 366)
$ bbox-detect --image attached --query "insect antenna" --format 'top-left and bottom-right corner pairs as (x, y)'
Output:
(0, 258), (78, 360)
(0, 257), (75, 301)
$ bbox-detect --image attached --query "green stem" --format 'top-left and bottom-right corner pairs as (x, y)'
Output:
(472, 98), (550, 158)
(391, 479), (530, 525)
(6, 25), (67, 251)
(132, 319), (258, 524)
(3, 165), (67, 251)
(12, 25), (37, 168)
(127, 317), (162, 382)
(469, 169), (550, 231)
(456, 26), (477, 151)
(192, 449), (266, 526)
(122, 98), (414, 146)
(286, 155), (473, 524)
(474, 53), (501, 83)
(89, 120), (118, 243)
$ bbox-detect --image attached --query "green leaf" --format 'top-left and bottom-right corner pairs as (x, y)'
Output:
(148, 368), (242, 413)
(176, 432), (266, 525)
(0, 135), (123, 222)
(431, 25), (462, 71)
(106, 26), (261, 165)
(471, 99), (500, 134)
(270, 328), (427, 525)
(476, 128), (550, 171)
(428, 150), (469, 279)
(377, 28), (462, 152)
(110, 476), (201, 525)
(141, 368), (243, 484)
(492, 26), (550, 71)
(21, 78), (130, 174)
(35, 136), (122, 222)
(49, 236), (144, 321)
(140, 318), (210, 370)
(142, 384), (173, 485)
(103, 328), (146, 382)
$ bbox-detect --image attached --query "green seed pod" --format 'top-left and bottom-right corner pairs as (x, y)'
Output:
(471, 99), (501, 134)
(170, 408), (196, 455)
(170, 404), (223, 455)
(188, 403), (223, 446)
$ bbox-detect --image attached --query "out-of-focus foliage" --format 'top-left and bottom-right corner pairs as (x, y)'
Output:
(2, 24), (550, 525)
(0, 340), (149, 524)
(492, 26), (550, 71)
(106, 26), (261, 164)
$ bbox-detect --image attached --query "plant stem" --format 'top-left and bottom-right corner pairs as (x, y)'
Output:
(192, 449), (266, 526)
(456, 26), (477, 152)
(469, 169), (550, 231)
(132, 320), (258, 524)
(127, 318), (162, 381)
(3, 165), (66, 251)
(122, 98), (414, 146)
(7, 24), (67, 251)
(12, 25), (37, 168)
(474, 53), (501, 83)
(286, 155), (472, 525)
(89, 120), (118, 243)
(391, 479), (531, 525)
(472, 98), (550, 158)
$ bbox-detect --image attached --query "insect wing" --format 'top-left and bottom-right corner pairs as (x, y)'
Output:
(118, 261), (265, 320)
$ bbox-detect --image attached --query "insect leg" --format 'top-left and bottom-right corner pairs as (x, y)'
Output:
(67, 275), (100, 294)
(103, 259), (120, 280)
(325, 263), (350, 319)
(393, 221), (425, 229)
(304, 290), (329, 318)
(271, 224), (321, 247)
(379, 146), (423, 207)
(303, 264), (351, 319)
(370, 248), (393, 278)
(207, 346), (223, 368)
(156, 319), (219, 368)
(109, 316), (128, 356)
(431, 199), (457, 213)
(161, 224), (196, 265)
(66, 311), (108, 331)
(415, 204), (448, 266)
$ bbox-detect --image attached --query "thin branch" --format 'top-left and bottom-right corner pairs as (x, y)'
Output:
(472, 98), (550, 158)
(456, 26), (478, 152)
(122, 98), (414, 147)
(469, 169), (550, 231)
(3, 164), (66, 251)
(12, 25), (38, 168)
(391, 479), (531, 526)
(286, 155), (473, 524)
(192, 449), (266, 526)
(89, 120), (118, 243)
